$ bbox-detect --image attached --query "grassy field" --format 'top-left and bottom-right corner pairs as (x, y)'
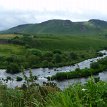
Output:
(35, 35), (107, 51)
(0, 34), (107, 70)
(0, 34), (17, 39)
(0, 34), (107, 51)
(0, 44), (25, 56)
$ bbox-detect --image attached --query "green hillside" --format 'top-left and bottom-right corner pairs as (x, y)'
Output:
(1, 19), (107, 35)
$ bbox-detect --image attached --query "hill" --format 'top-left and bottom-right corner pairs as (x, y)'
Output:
(1, 19), (107, 35)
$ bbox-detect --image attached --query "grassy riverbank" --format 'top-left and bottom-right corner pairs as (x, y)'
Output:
(0, 77), (107, 107)
(48, 56), (107, 81)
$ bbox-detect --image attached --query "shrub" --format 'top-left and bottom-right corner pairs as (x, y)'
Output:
(16, 76), (23, 81)
(33, 76), (37, 80)
(6, 63), (21, 74)
(69, 52), (78, 60)
(6, 76), (12, 81)
(53, 49), (62, 54)
(53, 53), (62, 63)
(90, 62), (100, 69)
(42, 60), (48, 67)
(28, 49), (42, 56)
(97, 52), (104, 57)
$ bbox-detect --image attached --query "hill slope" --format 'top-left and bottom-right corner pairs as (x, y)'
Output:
(1, 19), (107, 35)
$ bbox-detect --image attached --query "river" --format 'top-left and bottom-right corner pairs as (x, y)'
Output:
(0, 50), (107, 90)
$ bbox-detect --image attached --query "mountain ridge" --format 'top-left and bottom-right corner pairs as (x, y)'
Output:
(1, 19), (107, 35)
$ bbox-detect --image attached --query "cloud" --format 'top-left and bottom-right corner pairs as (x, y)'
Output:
(0, 0), (107, 30)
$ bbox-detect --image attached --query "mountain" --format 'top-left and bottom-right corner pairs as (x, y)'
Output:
(1, 19), (107, 35)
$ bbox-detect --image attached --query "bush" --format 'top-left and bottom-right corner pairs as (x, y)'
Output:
(68, 52), (78, 60)
(42, 60), (48, 67)
(6, 63), (21, 74)
(33, 76), (37, 80)
(28, 49), (42, 56)
(53, 49), (62, 54)
(97, 52), (104, 57)
(49, 67), (102, 81)
(42, 51), (53, 61)
(6, 76), (12, 81)
(90, 62), (100, 69)
(53, 53), (62, 63)
(16, 76), (23, 81)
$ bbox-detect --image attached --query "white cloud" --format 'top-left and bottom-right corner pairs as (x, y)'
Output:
(0, 0), (107, 30)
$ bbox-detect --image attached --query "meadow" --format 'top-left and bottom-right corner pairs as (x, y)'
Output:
(0, 34), (107, 72)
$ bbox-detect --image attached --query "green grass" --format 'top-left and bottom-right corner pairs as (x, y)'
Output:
(0, 34), (107, 69)
(1, 77), (107, 107)
(34, 35), (107, 51)
(1, 34), (107, 52)
(45, 78), (107, 107)
(0, 44), (25, 56)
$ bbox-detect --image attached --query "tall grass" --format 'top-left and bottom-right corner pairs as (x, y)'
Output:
(1, 76), (107, 107)
(45, 78), (107, 107)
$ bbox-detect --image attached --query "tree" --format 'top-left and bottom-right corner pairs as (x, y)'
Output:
(69, 52), (78, 60)
(53, 53), (62, 63)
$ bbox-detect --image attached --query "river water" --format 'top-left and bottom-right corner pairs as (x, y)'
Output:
(0, 50), (107, 90)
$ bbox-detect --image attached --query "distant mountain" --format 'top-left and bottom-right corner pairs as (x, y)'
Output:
(1, 19), (107, 35)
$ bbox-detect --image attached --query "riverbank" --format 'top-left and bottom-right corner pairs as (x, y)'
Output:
(0, 34), (107, 73)
(48, 56), (107, 81)
(0, 50), (106, 89)
(1, 77), (107, 107)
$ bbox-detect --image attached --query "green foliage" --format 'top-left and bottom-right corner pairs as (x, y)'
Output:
(2, 19), (107, 35)
(0, 34), (107, 69)
(46, 78), (107, 107)
(48, 68), (94, 81)
(53, 53), (62, 63)
(90, 62), (100, 69)
(1, 71), (107, 107)
(69, 52), (78, 60)
(6, 76), (12, 81)
(16, 76), (23, 81)
(53, 49), (62, 54)
(28, 49), (42, 56)
(49, 57), (107, 81)
(6, 63), (21, 74)
(97, 52), (104, 57)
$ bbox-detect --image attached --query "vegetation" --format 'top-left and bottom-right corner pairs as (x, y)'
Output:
(0, 34), (106, 73)
(1, 19), (107, 35)
(1, 19), (107, 107)
(6, 63), (21, 74)
(48, 57), (107, 81)
(0, 34), (107, 73)
(0, 76), (107, 107)
(16, 76), (23, 81)
(46, 78), (107, 107)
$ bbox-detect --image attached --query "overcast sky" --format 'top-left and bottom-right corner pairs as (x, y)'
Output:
(0, 0), (107, 30)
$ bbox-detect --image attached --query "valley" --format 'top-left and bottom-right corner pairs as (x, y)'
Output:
(1, 19), (107, 107)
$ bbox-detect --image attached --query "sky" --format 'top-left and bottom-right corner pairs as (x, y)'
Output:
(0, 0), (107, 30)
